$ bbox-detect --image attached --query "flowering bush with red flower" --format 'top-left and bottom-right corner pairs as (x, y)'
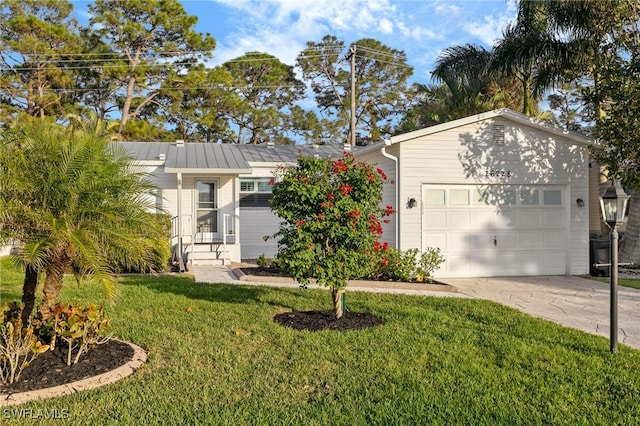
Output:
(270, 152), (391, 318)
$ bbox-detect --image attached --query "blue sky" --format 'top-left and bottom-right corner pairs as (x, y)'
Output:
(73, 0), (518, 84)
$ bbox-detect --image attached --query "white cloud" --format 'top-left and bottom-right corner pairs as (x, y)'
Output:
(435, 3), (462, 16)
(206, 0), (517, 80)
(379, 19), (393, 34)
(208, 0), (439, 66)
(462, 2), (517, 46)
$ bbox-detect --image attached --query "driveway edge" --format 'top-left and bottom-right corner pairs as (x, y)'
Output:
(232, 268), (458, 292)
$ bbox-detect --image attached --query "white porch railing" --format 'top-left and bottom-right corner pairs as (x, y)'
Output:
(171, 214), (238, 267)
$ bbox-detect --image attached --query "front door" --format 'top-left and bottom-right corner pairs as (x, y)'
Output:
(196, 180), (218, 243)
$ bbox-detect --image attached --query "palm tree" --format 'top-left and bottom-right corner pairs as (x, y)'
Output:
(489, 0), (640, 263)
(0, 118), (168, 322)
(398, 43), (528, 133)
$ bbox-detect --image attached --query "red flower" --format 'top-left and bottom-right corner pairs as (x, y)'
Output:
(268, 178), (275, 186)
(369, 215), (383, 236)
(367, 174), (375, 182)
(295, 219), (306, 226)
(333, 160), (348, 173)
(381, 257), (388, 267)
(340, 184), (353, 196)
(327, 193), (335, 201)
(376, 168), (387, 181)
(318, 212), (325, 219)
(347, 210), (361, 218)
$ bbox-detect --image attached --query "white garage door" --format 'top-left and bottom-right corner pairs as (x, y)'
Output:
(422, 185), (568, 278)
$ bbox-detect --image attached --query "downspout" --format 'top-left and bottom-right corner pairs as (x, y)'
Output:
(381, 140), (399, 249)
(177, 172), (185, 272)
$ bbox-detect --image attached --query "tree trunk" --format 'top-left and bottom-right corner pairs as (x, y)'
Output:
(20, 264), (39, 326)
(118, 75), (137, 135)
(38, 262), (67, 315)
(620, 191), (640, 263)
(331, 287), (346, 319)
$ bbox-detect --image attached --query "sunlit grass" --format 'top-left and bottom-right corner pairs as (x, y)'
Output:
(1, 257), (640, 424)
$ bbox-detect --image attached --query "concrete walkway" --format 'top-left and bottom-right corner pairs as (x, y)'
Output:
(192, 265), (640, 350)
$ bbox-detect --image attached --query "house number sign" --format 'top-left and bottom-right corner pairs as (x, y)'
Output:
(485, 170), (512, 178)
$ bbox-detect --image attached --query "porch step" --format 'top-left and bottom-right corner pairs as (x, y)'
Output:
(188, 249), (230, 266)
(191, 258), (227, 266)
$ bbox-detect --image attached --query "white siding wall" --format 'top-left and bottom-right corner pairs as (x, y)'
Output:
(356, 150), (397, 247)
(148, 166), (178, 216)
(396, 118), (589, 275)
(239, 166), (280, 259)
(239, 208), (280, 259)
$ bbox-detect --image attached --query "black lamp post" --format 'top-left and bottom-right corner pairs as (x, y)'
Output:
(599, 181), (630, 354)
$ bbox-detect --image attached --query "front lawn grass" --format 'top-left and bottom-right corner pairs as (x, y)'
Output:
(2, 257), (640, 424)
(593, 276), (640, 290)
(615, 277), (640, 290)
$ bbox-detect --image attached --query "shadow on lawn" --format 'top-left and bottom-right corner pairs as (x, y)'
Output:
(117, 273), (318, 311)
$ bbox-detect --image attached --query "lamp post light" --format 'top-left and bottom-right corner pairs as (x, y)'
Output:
(599, 181), (631, 354)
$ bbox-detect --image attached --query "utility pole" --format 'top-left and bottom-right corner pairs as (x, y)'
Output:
(349, 44), (356, 147)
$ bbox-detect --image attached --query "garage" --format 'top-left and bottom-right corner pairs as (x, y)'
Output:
(422, 184), (568, 277)
(353, 109), (591, 279)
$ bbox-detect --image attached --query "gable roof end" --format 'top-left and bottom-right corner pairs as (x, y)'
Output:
(388, 109), (592, 147)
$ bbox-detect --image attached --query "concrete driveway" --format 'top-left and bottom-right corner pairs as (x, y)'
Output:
(440, 275), (640, 350)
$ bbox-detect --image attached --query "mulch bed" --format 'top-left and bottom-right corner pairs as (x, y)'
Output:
(0, 339), (134, 394)
(239, 266), (283, 277)
(273, 310), (383, 331)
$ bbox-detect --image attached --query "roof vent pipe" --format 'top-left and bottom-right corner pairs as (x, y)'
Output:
(266, 141), (275, 148)
(176, 139), (184, 146)
(343, 143), (352, 152)
(157, 153), (166, 161)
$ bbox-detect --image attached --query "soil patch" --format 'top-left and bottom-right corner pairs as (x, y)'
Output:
(273, 310), (383, 331)
(0, 339), (134, 394)
(239, 266), (282, 277)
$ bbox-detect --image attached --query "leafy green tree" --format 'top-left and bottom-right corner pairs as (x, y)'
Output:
(296, 35), (413, 144)
(270, 153), (392, 318)
(397, 44), (526, 133)
(155, 65), (239, 142)
(87, 0), (215, 138)
(0, 118), (168, 322)
(586, 12), (640, 262)
(0, 0), (84, 122)
(288, 105), (342, 145)
(546, 80), (587, 132)
(222, 52), (304, 144)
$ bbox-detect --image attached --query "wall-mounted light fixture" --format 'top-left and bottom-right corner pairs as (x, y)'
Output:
(576, 198), (585, 208)
(407, 197), (417, 209)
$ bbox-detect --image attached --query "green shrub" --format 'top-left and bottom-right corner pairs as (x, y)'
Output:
(372, 247), (444, 283)
(0, 302), (49, 384)
(416, 247), (445, 282)
(36, 303), (111, 366)
(256, 253), (276, 269)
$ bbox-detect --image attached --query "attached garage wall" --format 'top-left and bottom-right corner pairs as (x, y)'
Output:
(239, 208), (279, 259)
(396, 117), (589, 278)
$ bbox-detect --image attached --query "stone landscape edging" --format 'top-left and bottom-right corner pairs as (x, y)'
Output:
(232, 268), (458, 293)
(0, 340), (147, 407)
